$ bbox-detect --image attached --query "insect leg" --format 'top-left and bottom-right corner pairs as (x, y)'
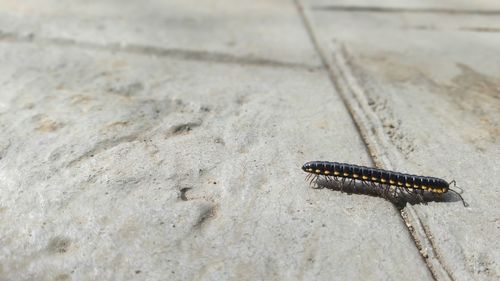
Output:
(448, 188), (469, 207)
(393, 183), (401, 198)
(305, 173), (312, 182)
(325, 175), (333, 183)
(370, 181), (383, 197)
(340, 177), (346, 193)
(416, 189), (426, 204)
(406, 189), (418, 203)
(309, 174), (318, 186)
(361, 180), (369, 193)
(447, 180), (468, 207)
(386, 185), (392, 198)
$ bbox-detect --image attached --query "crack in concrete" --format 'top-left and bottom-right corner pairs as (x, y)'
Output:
(313, 5), (500, 16)
(0, 30), (321, 71)
(460, 26), (500, 33)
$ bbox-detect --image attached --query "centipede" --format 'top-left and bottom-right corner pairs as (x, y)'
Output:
(302, 161), (468, 207)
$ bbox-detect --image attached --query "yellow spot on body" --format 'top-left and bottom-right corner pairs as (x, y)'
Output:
(362, 176), (368, 180)
(397, 182), (403, 186)
(343, 172), (349, 177)
(334, 171), (340, 176)
(371, 177), (377, 181)
(380, 179), (386, 183)
(389, 180), (395, 184)
(324, 170), (330, 175)
(353, 174), (359, 178)
(315, 169), (321, 173)
(307, 168), (313, 172)
(421, 185), (427, 190)
(405, 183), (411, 187)
(413, 185), (419, 189)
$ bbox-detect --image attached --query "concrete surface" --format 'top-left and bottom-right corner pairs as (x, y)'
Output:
(301, 0), (500, 280)
(0, 0), (498, 280)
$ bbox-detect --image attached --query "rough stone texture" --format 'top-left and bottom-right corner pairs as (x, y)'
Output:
(305, 0), (500, 280)
(0, 38), (431, 281)
(310, 0), (500, 10)
(0, 0), (321, 69)
(0, 1), (435, 281)
(1, 0), (498, 280)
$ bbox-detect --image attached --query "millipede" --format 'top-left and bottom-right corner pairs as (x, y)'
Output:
(302, 161), (468, 207)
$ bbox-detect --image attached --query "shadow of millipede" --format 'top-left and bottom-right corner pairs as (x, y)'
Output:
(312, 177), (462, 210)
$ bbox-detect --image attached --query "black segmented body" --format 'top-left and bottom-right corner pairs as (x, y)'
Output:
(302, 161), (449, 194)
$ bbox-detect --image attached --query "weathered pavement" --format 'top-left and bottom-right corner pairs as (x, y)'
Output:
(0, 1), (498, 280)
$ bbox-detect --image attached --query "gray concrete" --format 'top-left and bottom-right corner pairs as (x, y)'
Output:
(0, 0), (498, 281)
